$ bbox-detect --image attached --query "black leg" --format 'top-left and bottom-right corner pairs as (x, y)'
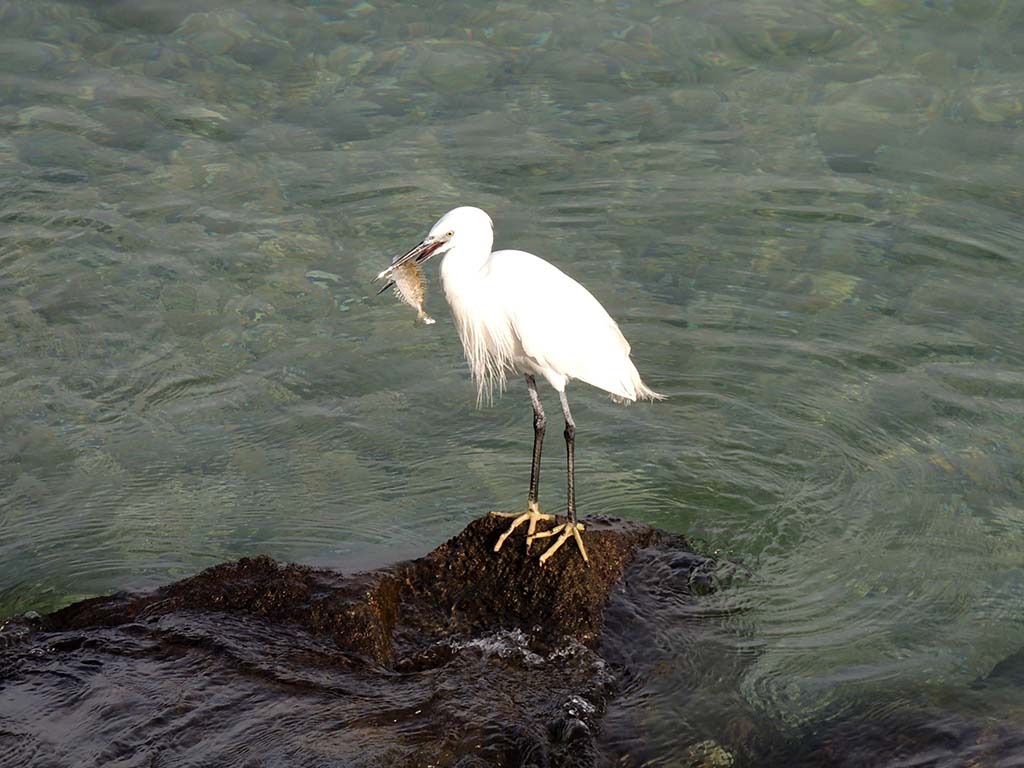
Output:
(526, 375), (545, 507)
(559, 390), (576, 525)
(526, 389), (588, 565)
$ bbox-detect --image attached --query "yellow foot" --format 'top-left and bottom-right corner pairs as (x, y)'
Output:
(528, 521), (589, 566)
(491, 501), (555, 553)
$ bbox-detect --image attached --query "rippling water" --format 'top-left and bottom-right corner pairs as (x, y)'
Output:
(2, 0), (1024, 762)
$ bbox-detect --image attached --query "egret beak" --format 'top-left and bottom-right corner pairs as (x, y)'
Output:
(375, 236), (448, 282)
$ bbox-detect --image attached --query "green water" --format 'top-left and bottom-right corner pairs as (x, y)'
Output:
(2, 0), (1024, 752)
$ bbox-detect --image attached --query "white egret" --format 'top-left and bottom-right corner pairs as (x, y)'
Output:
(377, 207), (663, 565)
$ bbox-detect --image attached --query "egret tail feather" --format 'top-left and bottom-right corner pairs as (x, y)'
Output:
(633, 378), (665, 402)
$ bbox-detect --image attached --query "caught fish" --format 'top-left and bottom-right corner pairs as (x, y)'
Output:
(376, 260), (435, 325)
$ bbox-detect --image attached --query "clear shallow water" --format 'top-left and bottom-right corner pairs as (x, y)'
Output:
(1, 0), (1024, 760)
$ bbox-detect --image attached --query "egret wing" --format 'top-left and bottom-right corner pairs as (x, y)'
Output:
(487, 250), (640, 399)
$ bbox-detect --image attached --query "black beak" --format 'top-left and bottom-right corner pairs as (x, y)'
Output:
(375, 237), (446, 284)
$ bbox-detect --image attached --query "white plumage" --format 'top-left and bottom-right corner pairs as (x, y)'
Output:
(434, 207), (662, 405)
(377, 206), (662, 566)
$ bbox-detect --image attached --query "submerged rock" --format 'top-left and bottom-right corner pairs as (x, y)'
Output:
(966, 83), (1024, 125)
(714, 6), (864, 60)
(413, 41), (506, 96)
(0, 515), (713, 767)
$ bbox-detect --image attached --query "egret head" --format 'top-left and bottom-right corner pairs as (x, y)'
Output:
(427, 206), (493, 253)
(378, 207), (493, 279)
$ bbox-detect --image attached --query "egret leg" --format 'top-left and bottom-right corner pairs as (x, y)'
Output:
(492, 375), (554, 552)
(562, 389), (577, 525)
(527, 390), (588, 565)
(526, 374), (545, 508)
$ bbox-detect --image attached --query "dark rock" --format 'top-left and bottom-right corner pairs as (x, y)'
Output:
(5, 517), (1016, 766)
(0, 515), (711, 767)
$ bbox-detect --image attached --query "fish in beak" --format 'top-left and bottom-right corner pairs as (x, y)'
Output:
(375, 235), (448, 283)
(375, 234), (449, 325)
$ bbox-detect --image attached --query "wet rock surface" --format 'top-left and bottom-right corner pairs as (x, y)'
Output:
(4, 516), (1024, 767)
(0, 515), (714, 767)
